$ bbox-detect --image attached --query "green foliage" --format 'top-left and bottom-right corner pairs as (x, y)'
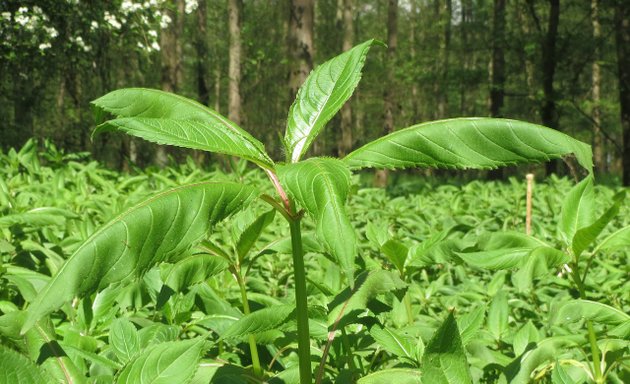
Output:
(2, 41), (628, 384)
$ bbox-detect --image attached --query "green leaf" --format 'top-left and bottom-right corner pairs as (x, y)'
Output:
(370, 324), (417, 362)
(552, 300), (630, 327)
(505, 337), (576, 384)
(558, 176), (595, 246)
(551, 362), (577, 384)
(344, 118), (592, 173)
(22, 182), (256, 333)
(278, 158), (356, 281)
(328, 270), (406, 327)
(381, 239), (409, 275)
(512, 247), (570, 292)
(358, 369), (422, 384)
(421, 312), (472, 384)
(513, 321), (540, 356)
(221, 305), (295, 340)
(163, 253), (228, 292)
(0, 207), (78, 228)
(284, 40), (378, 162)
(572, 191), (625, 257)
(456, 232), (550, 270)
(0, 344), (50, 384)
(116, 338), (206, 384)
(236, 209), (276, 262)
(457, 306), (486, 346)
(594, 225), (630, 253)
(92, 88), (273, 169)
(109, 318), (140, 364)
(488, 291), (509, 341)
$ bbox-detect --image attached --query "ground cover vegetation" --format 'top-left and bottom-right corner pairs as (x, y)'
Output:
(1, 41), (629, 384)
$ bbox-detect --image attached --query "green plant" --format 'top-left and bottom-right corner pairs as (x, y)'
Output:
(11, 40), (600, 383)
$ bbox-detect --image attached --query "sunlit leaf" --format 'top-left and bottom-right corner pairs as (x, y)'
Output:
(23, 182), (256, 333)
(344, 118), (592, 173)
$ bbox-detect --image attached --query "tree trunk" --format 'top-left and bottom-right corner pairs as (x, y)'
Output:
(488, 0), (506, 180)
(490, 0), (506, 118)
(615, 1), (630, 185)
(338, 0), (354, 157)
(437, 0), (451, 118)
(158, 0), (185, 167)
(287, 0), (314, 102)
(228, 0), (243, 125)
(540, 0), (560, 175)
(591, 0), (604, 174)
(410, 0), (420, 122)
(374, 0), (398, 187)
(196, 0), (210, 106)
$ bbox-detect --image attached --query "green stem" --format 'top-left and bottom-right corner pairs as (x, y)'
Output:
(289, 217), (312, 384)
(234, 267), (263, 378)
(570, 265), (602, 382)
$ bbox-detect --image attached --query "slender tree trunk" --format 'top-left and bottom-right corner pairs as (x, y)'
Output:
(375, 0), (398, 187)
(196, 0), (210, 106)
(437, 0), (451, 118)
(490, 0), (506, 118)
(338, 0), (354, 157)
(541, 0), (560, 175)
(228, 0), (243, 125)
(158, 0), (185, 167)
(410, 0), (420, 122)
(615, 1), (630, 185)
(591, 0), (604, 174)
(488, 0), (506, 180)
(287, 0), (314, 102)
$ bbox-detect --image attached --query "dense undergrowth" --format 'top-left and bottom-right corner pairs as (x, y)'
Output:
(1, 141), (628, 383)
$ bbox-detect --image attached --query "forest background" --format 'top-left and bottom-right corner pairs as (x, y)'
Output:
(1, 0), (630, 185)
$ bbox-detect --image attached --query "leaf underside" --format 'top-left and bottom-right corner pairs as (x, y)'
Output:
(285, 39), (377, 162)
(92, 88), (274, 169)
(22, 182), (256, 333)
(344, 118), (593, 174)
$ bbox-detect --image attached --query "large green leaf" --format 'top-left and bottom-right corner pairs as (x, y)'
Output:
(284, 40), (378, 162)
(343, 118), (592, 173)
(162, 253), (228, 292)
(558, 176), (595, 246)
(0, 345), (50, 384)
(358, 369), (422, 384)
(421, 312), (472, 384)
(278, 158), (356, 281)
(594, 225), (630, 253)
(22, 182), (256, 333)
(116, 338), (206, 384)
(92, 88), (273, 169)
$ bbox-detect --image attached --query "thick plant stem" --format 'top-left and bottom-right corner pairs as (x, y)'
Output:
(289, 217), (312, 383)
(235, 268), (263, 378)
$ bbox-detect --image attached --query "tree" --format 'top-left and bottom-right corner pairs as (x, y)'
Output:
(338, 0), (354, 157)
(228, 0), (243, 125)
(287, 0), (314, 102)
(374, 0), (398, 187)
(591, 0), (604, 174)
(615, 0), (630, 185)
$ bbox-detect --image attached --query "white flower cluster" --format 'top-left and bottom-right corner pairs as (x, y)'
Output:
(0, 6), (58, 52)
(185, 0), (199, 14)
(70, 35), (91, 52)
(104, 11), (122, 30)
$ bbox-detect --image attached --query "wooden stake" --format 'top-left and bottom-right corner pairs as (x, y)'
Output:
(526, 173), (534, 235)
